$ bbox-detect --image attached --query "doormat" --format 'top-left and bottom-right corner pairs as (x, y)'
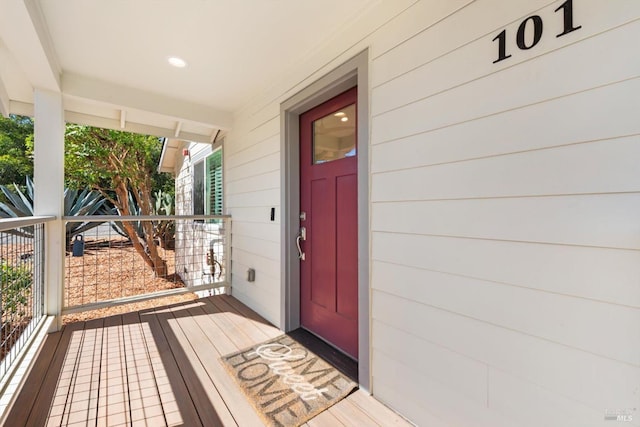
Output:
(221, 334), (357, 427)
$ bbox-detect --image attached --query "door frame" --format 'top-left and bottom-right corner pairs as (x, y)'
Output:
(280, 50), (370, 391)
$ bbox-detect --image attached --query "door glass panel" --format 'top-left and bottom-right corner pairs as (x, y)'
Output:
(313, 103), (356, 164)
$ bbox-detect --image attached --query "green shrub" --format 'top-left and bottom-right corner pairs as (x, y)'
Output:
(0, 261), (32, 318)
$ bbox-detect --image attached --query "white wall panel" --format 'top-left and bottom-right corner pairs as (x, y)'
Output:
(232, 221), (279, 244)
(231, 234), (279, 258)
(373, 292), (640, 411)
(225, 133), (279, 170)
(225, 116), (279, 155)
(220, 0), (640, 424)
(372, 136), (640, 201)
(372, 20), (640, 144)
(373, 320), (488, 405)
(373, 350), (513, 427)
(225, 152), (279, 183)
(233, 248), (280, 277)
(368, 0), (473, 60)
(372, 193), (640, 250)
(372, 0), (552, 86)
(226, 170), (279, 196)
(372, 0), (640, 114)
(488, 368), (610, 427)
(373, 261), (640, 364)
(227, 206), (279, 224)
(372, 232), (640, 308)
(372, 78), (640, 173)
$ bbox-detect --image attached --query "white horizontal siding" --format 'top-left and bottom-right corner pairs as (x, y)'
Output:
(371, 0), (553, 86)
(227, 206), (279, 224)
(225, 133), (279, 171)
(487, 368), (612, 427)
(373, 320), (488, 405)
(372, 193), (640, 250)
(373, 261), (640, 364)
(220, 0), (640, 424)
(367, 0), (640, 422)
(373, 350), (512, 427)
(372, 20), (640, 144)
(372, 135), (640, 201)
(226, 188), (280, 209)
(373, 292), (639, 412)
(372, 78), (640, 173)
(226, 170), (279, 197)
(372, 0), (640, 115)
(232, 221), (279, 244)
(225, 151), (279, 184)
(233, 248), (280, 277)
(372, 231), (640, 309)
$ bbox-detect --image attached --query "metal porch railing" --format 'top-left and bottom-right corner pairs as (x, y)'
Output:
(63, 215), (231, 315)
(0, 216), (53, 384)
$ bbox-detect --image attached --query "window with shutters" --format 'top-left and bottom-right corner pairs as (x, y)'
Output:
(193, 147), (223, 217)
(205, 148), (223, 216)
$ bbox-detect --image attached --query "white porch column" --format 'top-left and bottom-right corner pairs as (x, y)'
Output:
(33, 89), (65, 330)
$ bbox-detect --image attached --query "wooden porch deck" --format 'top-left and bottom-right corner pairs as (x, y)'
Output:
(4, 295), (410, 426)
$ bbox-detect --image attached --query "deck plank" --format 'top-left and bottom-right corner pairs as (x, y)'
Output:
(207, 296), (274, 343)
(65, 317), (103, 426)
(139, 305), (212, 426)
(326, 397), (383, 426)
(102, 314), (130, 427)
(195, 297), (256, 349)
(27, 321), (86, 427)
(3, 329), (62, 425)
(306, 408), (347, 427)
(149, 302), (238, 426)
(347, 390), (412, 426)
(4, 295), (411, 427)
(172, 300), (266, 426)
(218, 294), (281, 339)
(121, 311), (167, 427)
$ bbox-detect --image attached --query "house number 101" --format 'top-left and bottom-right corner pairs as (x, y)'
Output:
(492, 0), (581, 64)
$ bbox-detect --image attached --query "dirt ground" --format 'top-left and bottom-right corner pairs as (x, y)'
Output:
(62, 238), (198, 324)
(0, 236), (199, 326)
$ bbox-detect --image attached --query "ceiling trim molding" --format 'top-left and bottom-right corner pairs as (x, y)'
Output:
(9, 101), (34, 117)
(65, 110), (215, 143)
(63, 73), (232, 130)
(24, 0), (62, 89)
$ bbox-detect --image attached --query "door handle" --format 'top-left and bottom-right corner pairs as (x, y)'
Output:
(296, 227), (306, 261)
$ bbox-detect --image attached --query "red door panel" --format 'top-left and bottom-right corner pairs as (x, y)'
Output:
(300, 87), (358, 359)
(336, 173), (358, 320)
(310, 177), (333, 309)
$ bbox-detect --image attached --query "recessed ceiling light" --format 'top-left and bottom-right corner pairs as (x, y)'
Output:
(334, 112), (345, 117)
(167, 56), (187, 68)
(341, 117), (349, 122)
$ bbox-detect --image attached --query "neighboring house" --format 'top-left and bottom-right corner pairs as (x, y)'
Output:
(159, 138), (225, 288)
(0, 1), (639, 426)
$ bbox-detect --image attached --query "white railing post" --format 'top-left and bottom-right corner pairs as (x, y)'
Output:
(33, 89), (65, 331)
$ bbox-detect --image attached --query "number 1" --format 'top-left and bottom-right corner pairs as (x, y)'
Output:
(492, 29), (512, 64)
(555, 0), (582, 37)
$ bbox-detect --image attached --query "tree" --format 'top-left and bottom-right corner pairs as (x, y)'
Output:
(0, 115), (34, 187)
(0, 177), (113, 246)
(65, 126), (172, 276)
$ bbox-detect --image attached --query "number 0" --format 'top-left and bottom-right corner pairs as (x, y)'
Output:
(516, 15), (543, 50)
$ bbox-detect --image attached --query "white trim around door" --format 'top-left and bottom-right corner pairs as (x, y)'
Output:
(280, 50), (370, 392)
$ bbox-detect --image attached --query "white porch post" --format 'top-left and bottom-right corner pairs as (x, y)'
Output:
(33, 89), (65, 331)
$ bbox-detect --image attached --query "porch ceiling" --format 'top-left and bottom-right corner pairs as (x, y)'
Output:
(0, 0), (377, 142)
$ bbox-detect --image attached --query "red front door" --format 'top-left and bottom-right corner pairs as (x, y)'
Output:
(299, 87), (358, 359)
